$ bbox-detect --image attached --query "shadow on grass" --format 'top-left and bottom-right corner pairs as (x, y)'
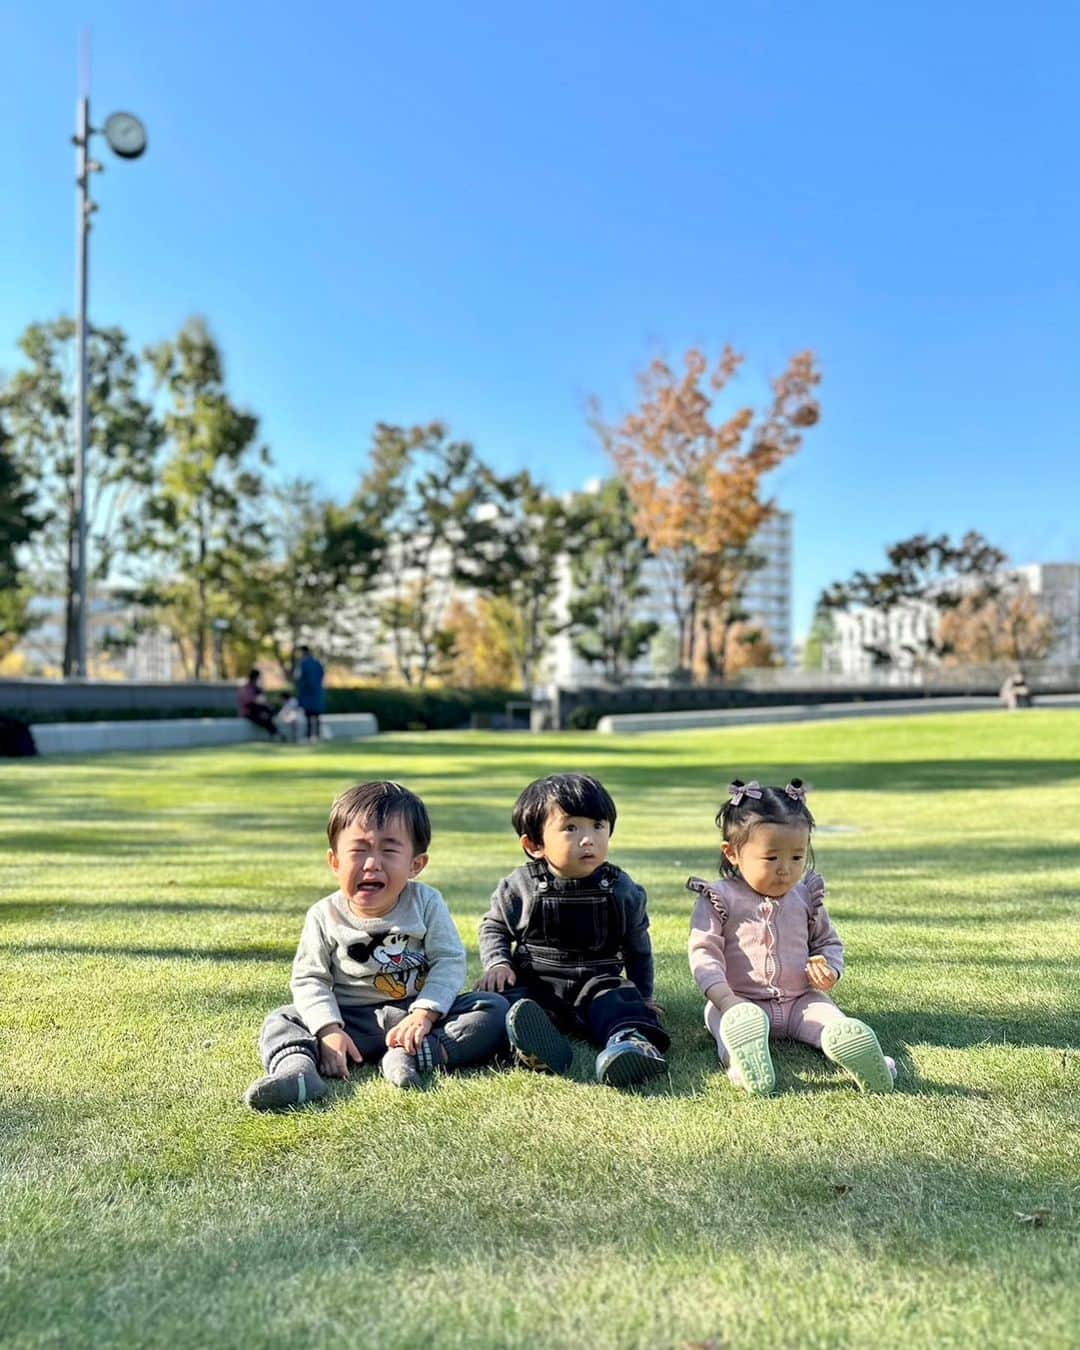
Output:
(654, 978), (1077, 1067)
(6, 1130), (1075, 1350)
(1, 939), (295, 963)
(869, 1006), (1080, 1052)
(622, 841), (1080, 878)
(0, 898), (307, 923)
(0, 826), (315, 856)
(586, 755), (1080, 792)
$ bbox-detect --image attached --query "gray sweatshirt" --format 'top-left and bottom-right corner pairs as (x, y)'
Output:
(290, 881), (467, 1034)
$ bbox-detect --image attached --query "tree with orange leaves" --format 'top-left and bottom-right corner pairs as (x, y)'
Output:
(938, 582), (1054, 665)
(592, 347), (820, 680)
(723, 621), (778, 675)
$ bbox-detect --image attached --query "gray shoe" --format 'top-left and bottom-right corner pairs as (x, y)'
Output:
(380, 1047), (424, 1090)
(244, 1061), (327, 1112)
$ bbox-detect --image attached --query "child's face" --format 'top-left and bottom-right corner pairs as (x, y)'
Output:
(724, 822), (809, 898)
(328, 812), (428, 917)
(523, 804), (611, 879)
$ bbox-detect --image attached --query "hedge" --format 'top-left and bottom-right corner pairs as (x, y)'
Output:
(4, 687), (525, 732)
(324, 686), (523, 731)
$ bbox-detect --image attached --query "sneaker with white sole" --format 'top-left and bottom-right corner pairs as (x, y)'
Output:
(595, 1028), (667, 1088)
(719, 1002), (776, 1095)
(821, 1017), (895, 1093)
(506, 998), (573, 1074)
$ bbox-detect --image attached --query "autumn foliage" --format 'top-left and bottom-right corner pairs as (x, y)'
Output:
(593, 347), (820, 679)
(938, 584), (1054, 664)
(723, 622), (779, 675)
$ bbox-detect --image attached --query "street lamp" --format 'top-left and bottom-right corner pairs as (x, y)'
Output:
(71, 90), (147, 680)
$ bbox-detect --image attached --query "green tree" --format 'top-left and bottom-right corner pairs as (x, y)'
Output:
(563, 479), (657, 684)
(800, 604), (836, 672)
(0, 418), (42, 655)
(355, 422), (488, 686)
(123, 318), (269, 679)
(234, 480), (384, 680)
(0, 318), (161, 674)
(461, 469), (568, 691)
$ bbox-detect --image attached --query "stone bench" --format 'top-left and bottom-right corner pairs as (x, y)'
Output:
(29, 712), (378, 756)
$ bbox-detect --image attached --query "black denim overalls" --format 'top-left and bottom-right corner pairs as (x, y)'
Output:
(510, 861), (670, 1051)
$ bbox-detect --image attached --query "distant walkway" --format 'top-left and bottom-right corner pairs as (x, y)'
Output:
(596, 693), (1080, 735)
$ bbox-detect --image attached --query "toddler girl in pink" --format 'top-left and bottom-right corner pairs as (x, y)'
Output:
(687, 778), (895, 1095)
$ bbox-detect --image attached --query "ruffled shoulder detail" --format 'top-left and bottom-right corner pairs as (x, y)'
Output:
(686, 875), (728, 919)
(802, 868), (827, 913)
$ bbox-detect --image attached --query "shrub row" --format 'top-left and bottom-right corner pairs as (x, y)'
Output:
(324, 686), (522, 731)
(4, 687), (524, 732)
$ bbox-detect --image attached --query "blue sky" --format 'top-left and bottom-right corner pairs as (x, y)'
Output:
(4, 0), (1079, 638)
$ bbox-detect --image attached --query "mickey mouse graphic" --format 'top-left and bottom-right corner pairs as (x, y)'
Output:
(346, 929), (430, 1000)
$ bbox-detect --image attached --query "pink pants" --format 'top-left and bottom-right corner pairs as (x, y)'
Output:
(705, 989), (847, 1065)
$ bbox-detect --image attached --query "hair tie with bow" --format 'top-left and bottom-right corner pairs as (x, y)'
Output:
(784, 781), (807, 803)
(727, 780), (762, 806)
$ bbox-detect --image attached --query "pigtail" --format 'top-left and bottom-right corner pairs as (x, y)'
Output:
(714, 778), (744, 831)
(715, 778), (742, 877)
(714, 774), (816, 879)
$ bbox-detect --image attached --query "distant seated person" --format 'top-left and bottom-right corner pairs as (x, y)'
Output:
(999, 670), (1033, 710)
(238, 669), (281, 738)
(294, 644), (326, 741)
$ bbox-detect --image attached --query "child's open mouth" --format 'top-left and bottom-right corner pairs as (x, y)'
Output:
(356, 880), (384, 894)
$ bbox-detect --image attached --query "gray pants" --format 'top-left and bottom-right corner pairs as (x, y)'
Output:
(259, 991), (508, 1076)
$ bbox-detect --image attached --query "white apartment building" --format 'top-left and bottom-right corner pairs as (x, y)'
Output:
(17, 591), (184, 680)
(825, 600), (937, 680)
(549, 509), (794, 687)
(742, 510), (793, 665)
(1015, 563), (1080, 662)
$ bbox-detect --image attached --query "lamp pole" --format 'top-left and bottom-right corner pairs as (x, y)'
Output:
(70, 49), (147, 679)
(72, 93), (93, 680)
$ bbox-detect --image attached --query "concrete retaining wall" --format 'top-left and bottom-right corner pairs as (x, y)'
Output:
(29, 712), (378, 756)
(596, 694), (1080, 734)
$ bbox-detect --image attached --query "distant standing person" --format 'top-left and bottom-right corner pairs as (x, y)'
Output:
(295, 645), (326, 741)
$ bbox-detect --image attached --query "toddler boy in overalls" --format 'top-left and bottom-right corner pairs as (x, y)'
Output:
(476, 772), (669, 1087)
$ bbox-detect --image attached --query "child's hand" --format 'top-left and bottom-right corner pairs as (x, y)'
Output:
(317, 1027), (364, 1078)
(805, 955), (839, 991)
(386, 1008), (437, 1054)
(475, 963), (517, 993)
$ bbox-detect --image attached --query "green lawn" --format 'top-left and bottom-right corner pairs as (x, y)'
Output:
(1, 712), (1078, 1349)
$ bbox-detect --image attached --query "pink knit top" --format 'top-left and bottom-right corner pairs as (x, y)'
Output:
(687, 870), (845, 1006)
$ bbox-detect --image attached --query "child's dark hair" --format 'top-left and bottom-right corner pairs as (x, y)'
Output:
(716, 778), (815, 878)
(512, 772), (617, 846)
(327, 781), (431, 854)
